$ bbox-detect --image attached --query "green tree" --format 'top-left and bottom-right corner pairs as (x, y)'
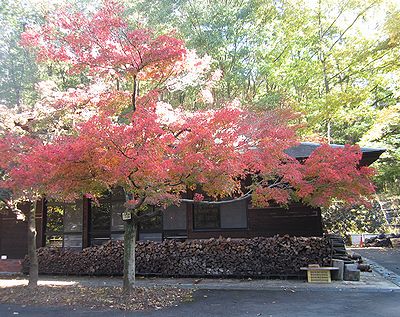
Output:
(0, 0), (41, 107)
(361, 104), (400, 195)
(322, 202), (388, 235)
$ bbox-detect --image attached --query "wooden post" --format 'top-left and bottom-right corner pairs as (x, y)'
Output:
(37, 199), (46, 248)
(82, 197), (90, 248)
(186, 202), (193, 239)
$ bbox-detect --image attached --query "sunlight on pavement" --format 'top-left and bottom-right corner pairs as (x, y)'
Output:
(0, 279), (77, 287)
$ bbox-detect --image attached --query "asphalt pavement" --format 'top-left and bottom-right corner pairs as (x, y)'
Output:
(354, 247), (400, 275)
(1, 288), (399, 317)
(351, 247), (400, 286)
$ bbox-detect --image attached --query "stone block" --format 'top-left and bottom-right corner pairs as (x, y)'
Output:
(344, 263), (360, 281)
(331, 259), (344, 280)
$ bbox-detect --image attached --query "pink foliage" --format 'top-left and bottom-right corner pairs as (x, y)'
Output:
(297, 144), (375, 207)
(2, 95), (374, 208)
(21, 0), (186, 80)
(193, 193), (205, 202)
(0, 134), (44, 199)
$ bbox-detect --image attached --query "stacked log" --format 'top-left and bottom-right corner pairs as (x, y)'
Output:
(365, 233), (400, 248)
(23, 241), (125, 275)
(23, 236), (331, 277)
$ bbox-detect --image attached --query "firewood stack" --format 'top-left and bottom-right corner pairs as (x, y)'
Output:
(23, 236), (331, 277)
(365, 233), (400, 248)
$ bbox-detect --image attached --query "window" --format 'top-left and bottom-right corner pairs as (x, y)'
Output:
(90, 199), (112, 246)
(137, 207), (162, 242)
(64, 201), (82, 232)
(163, 204), (187, 230)
(193, 200), (248, 230)
(220, 200), (247, 229)
(46, 204), (64, 247)
(90, 188), (126, 244)
(111, 200), (125, 231)
(139, 212), (162, 231)
(45, 201), (83, 249)
(193, 205), (220, 229)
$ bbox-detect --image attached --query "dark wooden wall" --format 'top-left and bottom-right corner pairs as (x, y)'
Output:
(0, 201), (45, 259)
(0, 213), (28, 259)
(1, 200), (323, 259)
(187, 203), (323, 239)
(247, 205), (323, 237)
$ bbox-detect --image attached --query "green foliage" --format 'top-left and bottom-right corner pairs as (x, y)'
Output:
(322, 201), (388, 234)
(46, 205), (64, 233)
(0, 0), (99, 108)
(0, 0), (41, 106)
(126, 0), (398, 145)
(362, 104), (400, 195)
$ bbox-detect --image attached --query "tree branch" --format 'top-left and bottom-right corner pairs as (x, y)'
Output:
(180, 191), (252, 205)
(327, 2), (376, 53)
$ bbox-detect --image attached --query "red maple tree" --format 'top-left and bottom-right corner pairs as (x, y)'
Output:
(5, 95), (374, 290)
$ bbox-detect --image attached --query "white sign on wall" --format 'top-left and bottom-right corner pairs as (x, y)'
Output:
(122, 211), (132, 221)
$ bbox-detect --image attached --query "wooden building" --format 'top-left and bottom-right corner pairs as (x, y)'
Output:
(0, 143), (385, 259)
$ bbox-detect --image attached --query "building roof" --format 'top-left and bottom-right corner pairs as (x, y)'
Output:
(285, 142), (385, 166)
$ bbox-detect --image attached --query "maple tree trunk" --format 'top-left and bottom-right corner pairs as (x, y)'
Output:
(27, 201), (38, 287)
(131, 75), (137, 112)
(123, 218), (137, 293)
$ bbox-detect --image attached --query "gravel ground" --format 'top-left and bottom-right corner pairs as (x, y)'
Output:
(0, 285), (192, 311)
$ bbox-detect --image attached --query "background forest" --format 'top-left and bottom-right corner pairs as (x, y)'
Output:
(1, 0), (399, 234)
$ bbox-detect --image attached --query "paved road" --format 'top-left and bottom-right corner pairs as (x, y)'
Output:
(355, 248), (400, 275)
(1, 289), (400, 317)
